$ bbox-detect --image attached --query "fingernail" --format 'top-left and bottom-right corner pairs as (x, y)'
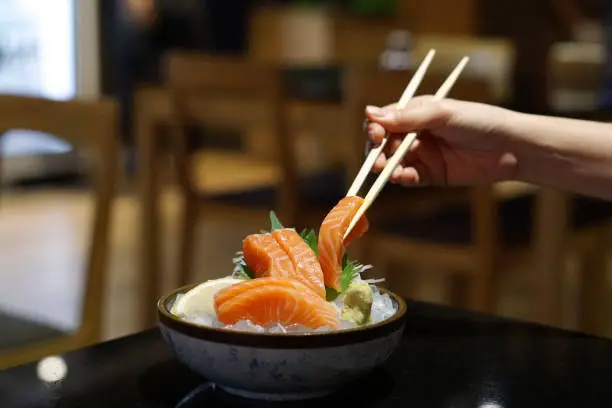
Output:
(366, 123), (375, 137)
(366, 105), (388, 118)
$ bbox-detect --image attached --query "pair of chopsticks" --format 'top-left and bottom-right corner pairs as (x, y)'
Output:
(344, 50), (470, 239)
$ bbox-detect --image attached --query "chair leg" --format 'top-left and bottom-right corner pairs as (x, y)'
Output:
(0, 131), (4, 202)
(177, 195), (198, 287)
(469, 185), (499, 314)
(577, 229), (610, 336)
(468, 267), (497, 314)
(447, 273), (469, 309)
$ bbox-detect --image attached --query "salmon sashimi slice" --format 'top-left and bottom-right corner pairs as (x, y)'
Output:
(214, 277), (340, 329)
(317, 196), (369, 291)
(214, 275), (301, 307)
(271, 228), (325, 298)
(242, 233), (295, 279)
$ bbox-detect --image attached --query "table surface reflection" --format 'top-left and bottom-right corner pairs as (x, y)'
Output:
(2, 300), (612, 408)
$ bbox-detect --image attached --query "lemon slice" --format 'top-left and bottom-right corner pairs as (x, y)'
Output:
(171, 277), (244, 317)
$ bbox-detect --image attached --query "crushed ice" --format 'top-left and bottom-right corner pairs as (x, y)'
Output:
(176, 282), (398, 334)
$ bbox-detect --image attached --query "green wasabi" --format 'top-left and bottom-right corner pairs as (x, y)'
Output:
(340, 281), (373, 325)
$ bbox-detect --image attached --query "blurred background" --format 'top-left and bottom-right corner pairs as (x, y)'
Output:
(1, 0), (612, 366)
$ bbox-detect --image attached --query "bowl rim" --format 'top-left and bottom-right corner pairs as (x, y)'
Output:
(157, 282), (407, 349)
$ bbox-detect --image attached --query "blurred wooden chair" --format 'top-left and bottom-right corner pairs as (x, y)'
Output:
(164, 53), (289, 290)
(412, 35), (515, 104)
(162, 53), (357, 291)
(547, 40), (611, 333)
(548, 41), (604, 113)
(346, 66), (611, 332)
(0, 95), (118, 368)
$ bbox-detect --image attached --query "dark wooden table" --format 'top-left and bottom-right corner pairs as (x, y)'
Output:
(2, 299), (612, 408)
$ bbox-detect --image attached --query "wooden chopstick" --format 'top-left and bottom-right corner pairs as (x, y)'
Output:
(344, 56), (471, 239)
(345, 49), (437, 197)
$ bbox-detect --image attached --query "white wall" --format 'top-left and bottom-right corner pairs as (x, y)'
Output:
(1, 0), (101, 184)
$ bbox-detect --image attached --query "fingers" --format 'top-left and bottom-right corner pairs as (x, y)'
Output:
(371, 153), (406, 183)
(371, 157), (432, 186)
(406, 136), (446, 185)
(366, 122), (386, 146)
(371, 143), (427, 186)
(365, 98), (429, 146)
(364, 95), (452, 186)
(370, 135), (440, 186)
(371, 133), (419, 173)
(365, 96), (452, 134)
(383, 133), (405, 158)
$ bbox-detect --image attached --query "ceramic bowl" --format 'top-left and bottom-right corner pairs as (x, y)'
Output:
(157, 283), (406, 401)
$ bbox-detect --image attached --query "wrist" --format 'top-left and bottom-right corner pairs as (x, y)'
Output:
(489, 108), (535, 183)
(500, 111), (549, 184)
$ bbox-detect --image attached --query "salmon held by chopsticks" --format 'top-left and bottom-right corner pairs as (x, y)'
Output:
(317, 196), (369, 291)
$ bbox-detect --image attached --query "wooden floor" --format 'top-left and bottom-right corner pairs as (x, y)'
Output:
(0, 185), (611, 344)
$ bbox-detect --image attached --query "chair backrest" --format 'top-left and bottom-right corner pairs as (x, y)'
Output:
(163, 52), (298, 218)
(0, 94), (118, 344)
(548, 41), (604, 112)
(0, 95), (116, 150)
(412, 35), (515, 104)
(165, 52), (285, 128)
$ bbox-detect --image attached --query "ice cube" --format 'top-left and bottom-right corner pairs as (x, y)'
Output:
(369, 292), (397, 323)
(338, 320), (357, 330)
(267, 323), (287, 334)
(210, 316), (223, 328)
(185, 314), (214, 326)
(227, 320), (265, 333)
(285, 324), (311, 333)
(332, 295), (345, 310)
(314, 325), (332, 333)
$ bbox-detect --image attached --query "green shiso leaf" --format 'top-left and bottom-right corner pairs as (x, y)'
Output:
(299, 228), (318, 256)
(324, 248), (362, 301)
(232, 254), (254, 279)
(325, 287), (339, 301)
(341, 259), (361, 292)
(269, 210), (284, 231)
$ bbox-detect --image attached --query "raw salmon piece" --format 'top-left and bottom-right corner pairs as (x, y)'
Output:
(214, 275), (302, 309)
(242, 234), (295, 279)
(214, 277), (339, 329)
(317, 196), (369, 291)
(271, 228), (325, 298)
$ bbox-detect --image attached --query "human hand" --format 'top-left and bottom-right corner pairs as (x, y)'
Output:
(365, 96), (520, 186)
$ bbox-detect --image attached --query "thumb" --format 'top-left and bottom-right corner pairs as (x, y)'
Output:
(365, 98), (452, 134)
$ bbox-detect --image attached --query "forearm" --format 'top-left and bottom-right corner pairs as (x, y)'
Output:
(510, 111), (612, 200)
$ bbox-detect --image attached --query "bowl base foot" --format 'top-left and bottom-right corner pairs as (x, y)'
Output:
(217, 385), (334, 401)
